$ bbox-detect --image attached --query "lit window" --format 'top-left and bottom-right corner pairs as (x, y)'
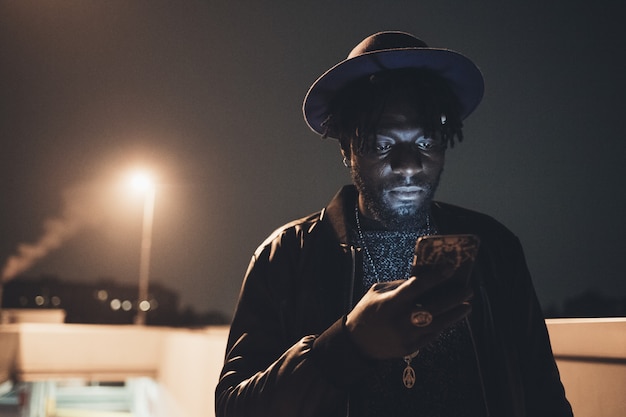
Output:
(35, 295), (45, 306)
(122, 300), (133, 311)
(110, 299), (122, 310)
(96, 290), (109, 301)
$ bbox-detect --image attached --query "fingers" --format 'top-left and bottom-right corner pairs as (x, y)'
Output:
(356, 277), (473, 358)
(420, 302), (472, 331)
(413, 285), (473, 317)
(371, 279), (407, 293)
(365, 277), (473, 321)
(402, 302), (472, 354)
(377, 266), (459, 307)
(371, 276), (423, 303)
(408, 285), (472, 335)
(409, 263), (459, 294)
(401, 285), (472, 354)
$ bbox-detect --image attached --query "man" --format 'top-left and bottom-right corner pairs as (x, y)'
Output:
(215, 31), (572, 417)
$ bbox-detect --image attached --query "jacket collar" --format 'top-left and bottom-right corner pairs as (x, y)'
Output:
(321, 185), (358, 245)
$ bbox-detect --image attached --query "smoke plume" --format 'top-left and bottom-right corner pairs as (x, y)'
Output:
(1, 185), (105, 283)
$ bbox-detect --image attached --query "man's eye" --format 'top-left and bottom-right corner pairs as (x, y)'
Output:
(375, 143), (392, 152)
(416, 138), (442, 151)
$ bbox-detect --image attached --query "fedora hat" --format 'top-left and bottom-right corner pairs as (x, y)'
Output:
(302, 31), (484, 137)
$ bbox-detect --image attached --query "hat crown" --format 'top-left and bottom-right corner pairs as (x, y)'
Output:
(347, 31), (429, 59)
(303, 31), (484, 137)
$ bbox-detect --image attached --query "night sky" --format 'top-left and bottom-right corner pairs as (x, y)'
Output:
(1, 1), (625, 318)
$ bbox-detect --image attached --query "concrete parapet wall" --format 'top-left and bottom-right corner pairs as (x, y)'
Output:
(546, 318), (626, 417)
(1, 319), (624, 417)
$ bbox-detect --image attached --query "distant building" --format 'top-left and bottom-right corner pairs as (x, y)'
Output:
(1, 275), (180, 325)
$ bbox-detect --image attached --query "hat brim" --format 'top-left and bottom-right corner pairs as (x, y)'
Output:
(302, 47), (484, 137)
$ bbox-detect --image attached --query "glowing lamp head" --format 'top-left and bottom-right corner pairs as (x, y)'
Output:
(129, 170), (155, 192)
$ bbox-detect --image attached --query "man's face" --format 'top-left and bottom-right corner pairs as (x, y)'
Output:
(349, 97), (446, 230)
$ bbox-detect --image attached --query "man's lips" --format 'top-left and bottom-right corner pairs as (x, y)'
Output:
(388, 186), (425, 200)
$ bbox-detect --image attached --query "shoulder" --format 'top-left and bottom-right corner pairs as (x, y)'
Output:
(253, 210), (326, 259)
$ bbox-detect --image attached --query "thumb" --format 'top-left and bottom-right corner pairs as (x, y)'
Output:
(385, 276), (421, 302)
(371, 279), (408, 294)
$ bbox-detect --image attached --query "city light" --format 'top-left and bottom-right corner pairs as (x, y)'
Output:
(129, 170), (155, 193)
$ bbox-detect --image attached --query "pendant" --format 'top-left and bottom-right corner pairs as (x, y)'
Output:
(403, 362), (416, 388)
(402, 351), (419, 388)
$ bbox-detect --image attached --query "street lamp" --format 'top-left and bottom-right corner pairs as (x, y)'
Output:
(129, 170), (156, 325)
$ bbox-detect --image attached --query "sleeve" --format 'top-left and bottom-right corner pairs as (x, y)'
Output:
(506, 236), (574, 417)
(214, 233), (374, 417)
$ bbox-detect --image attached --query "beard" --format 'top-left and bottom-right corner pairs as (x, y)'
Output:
(351, 168), (442, 231)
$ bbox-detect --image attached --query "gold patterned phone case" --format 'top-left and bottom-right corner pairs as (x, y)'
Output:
(411, 234), (481, 289)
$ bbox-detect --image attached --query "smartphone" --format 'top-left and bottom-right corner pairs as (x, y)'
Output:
(411, 234), (481, 289)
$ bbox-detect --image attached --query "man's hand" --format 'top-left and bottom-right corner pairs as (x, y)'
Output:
(344, 272), (473, 359)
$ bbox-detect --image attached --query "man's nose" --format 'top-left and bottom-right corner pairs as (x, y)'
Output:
(390, 145), (423, 177)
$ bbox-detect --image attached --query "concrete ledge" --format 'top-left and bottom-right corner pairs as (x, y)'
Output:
(546, 318), (626, 360)
(1, 323), (163, 382)
(546, 318), (626, 417)
(1, 319), (624, 417)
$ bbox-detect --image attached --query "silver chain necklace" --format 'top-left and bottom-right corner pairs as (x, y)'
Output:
(354, 203), (433, 284)
(353, 203), (435, 388)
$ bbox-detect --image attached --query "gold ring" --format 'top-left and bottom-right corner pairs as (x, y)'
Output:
(411, 310), (433, 327)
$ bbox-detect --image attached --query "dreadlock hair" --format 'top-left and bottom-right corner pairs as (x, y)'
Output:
(322, 68), (464, 157)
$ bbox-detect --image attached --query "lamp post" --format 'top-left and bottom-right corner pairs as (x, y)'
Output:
(130, 171), (156, 325)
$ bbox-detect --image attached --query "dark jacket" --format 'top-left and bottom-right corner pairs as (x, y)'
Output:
(216, 186), (572, 417)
